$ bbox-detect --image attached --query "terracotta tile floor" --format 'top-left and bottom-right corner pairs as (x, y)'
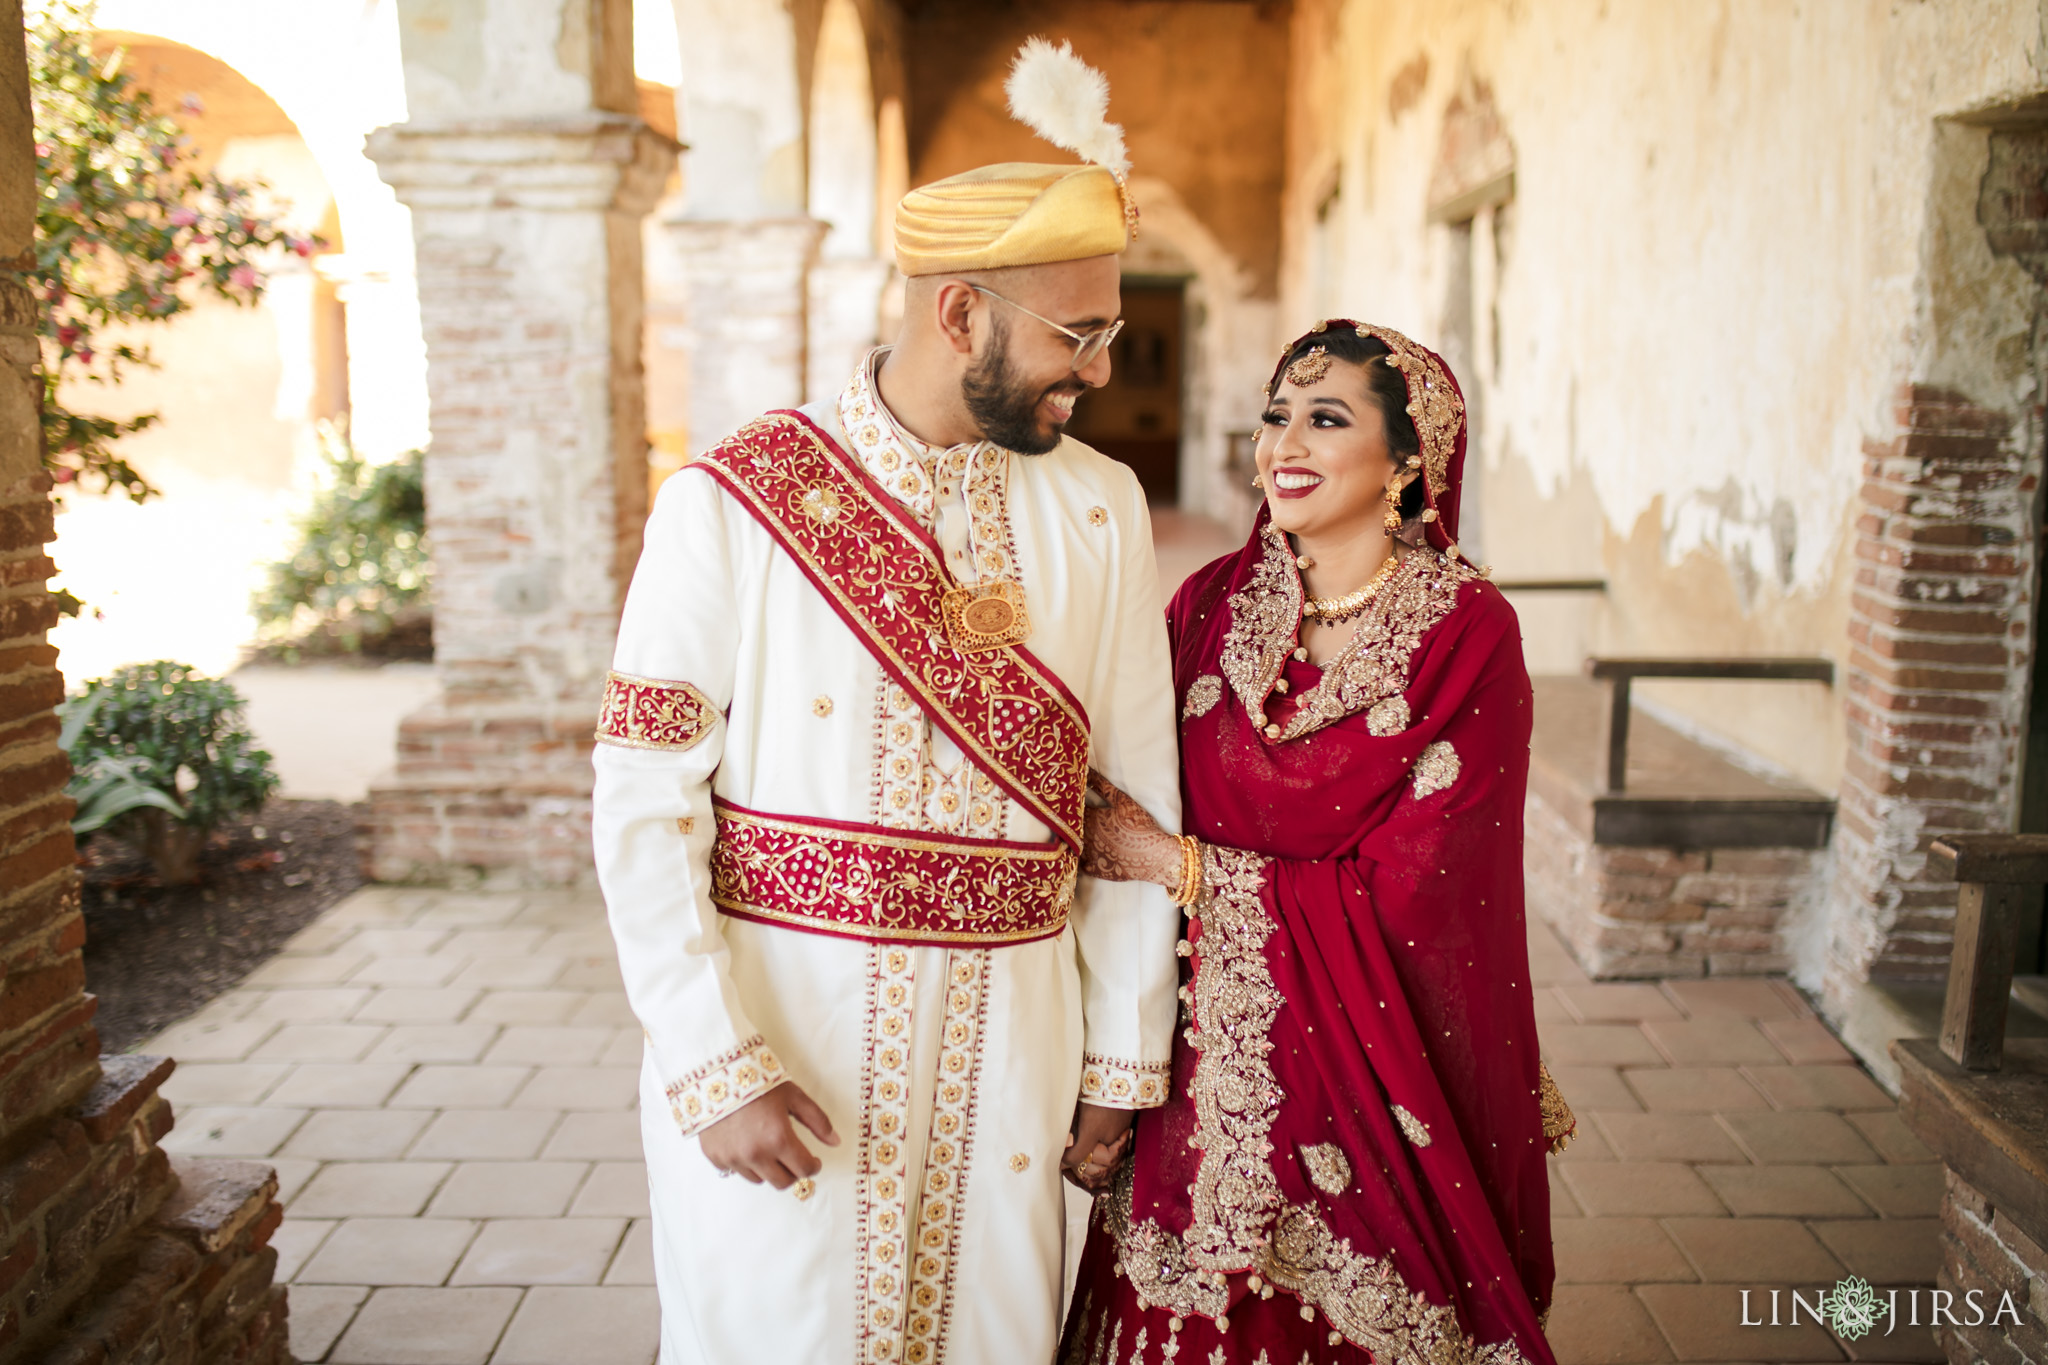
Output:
(1527, 919), (1945, 1364)
(144, 886), (1939, 1363)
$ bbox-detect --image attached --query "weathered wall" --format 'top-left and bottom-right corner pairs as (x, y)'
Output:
(1282, 0), (2048, 997)
(1281, 0), (2044, 795)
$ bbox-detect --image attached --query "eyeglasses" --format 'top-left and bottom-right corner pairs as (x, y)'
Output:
(967, 285), (1125, 372)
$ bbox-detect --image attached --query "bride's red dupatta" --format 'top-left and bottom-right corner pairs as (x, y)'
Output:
(1062, 325), (1560, 1365)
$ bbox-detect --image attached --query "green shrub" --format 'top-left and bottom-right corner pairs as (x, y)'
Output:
(63, 661), (279, 884)
(252, 427), (429, 656)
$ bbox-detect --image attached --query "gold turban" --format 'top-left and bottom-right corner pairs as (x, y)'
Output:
(893, 162), (1130, 277)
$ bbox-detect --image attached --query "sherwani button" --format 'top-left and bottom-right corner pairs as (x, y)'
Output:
(1009, 1153), (1029, 1172)
(813, 696), (834, 717)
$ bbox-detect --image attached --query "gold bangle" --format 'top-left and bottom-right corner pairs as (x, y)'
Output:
(1169, 835), (1203, 908)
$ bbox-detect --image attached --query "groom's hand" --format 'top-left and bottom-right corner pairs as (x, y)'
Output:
(1062, 1102), (1135, 1192)
(700, 1081), (841, 1188)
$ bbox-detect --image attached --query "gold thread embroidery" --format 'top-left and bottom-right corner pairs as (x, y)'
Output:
(1182, 675), (1223, 721)
(664, 1035), (786, 1136)
(1392, 1105), (1432, 1148)
(855, 945), (917, 1362)
(1285, 345), (1334, 387)
(1108, 846), (1533, 1364)
(1079, 1054), (1172, 1108)
(1366, 696), (1410, 736)
(1302, 1143), (1353, 1196)
(902, 949), (990, 1364)
(595, 671), (718, 752)
(1355, 324), (1463, 500)
(1411, 741), (1460, 799)
(1538, 1062), (1576, 1154)
(1218, 531), (1475, 744)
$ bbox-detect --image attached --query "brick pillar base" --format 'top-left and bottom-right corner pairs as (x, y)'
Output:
(364, 116), (672, 885)
(1824, 384), (2034, 1014)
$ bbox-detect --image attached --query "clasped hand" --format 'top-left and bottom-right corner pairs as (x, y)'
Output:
(1081, 769), (1181, 889)
(700, 771), (1173, 1191)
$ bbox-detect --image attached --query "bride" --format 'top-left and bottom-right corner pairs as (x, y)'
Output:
(1061, 320), (1571, 1364)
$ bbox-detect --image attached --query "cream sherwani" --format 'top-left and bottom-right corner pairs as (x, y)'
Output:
(592, 353), (1182, 1365)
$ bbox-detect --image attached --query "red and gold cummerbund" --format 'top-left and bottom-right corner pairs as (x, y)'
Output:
(709, 800), (1077, 947)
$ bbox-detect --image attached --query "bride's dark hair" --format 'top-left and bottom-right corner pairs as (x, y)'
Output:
(1270, 325), (1427, 520)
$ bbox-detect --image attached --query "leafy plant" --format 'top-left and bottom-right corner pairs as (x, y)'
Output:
(63, 661), (279, 884)
(21, 0), (318, 499)
(59, 690), (185, 835)
(252, 427), (430, 655)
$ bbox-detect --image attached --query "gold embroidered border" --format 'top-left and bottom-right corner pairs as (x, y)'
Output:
(1538, 1062), (1576, 1154)
(1078, 1054), (1171, 1109)
(710, 802), (1076, 947)
(694, 414), (1090, 850)
(855, 945), (917, 1363)
(1219, 532), (1477, 744)
(664, 1034), (785, 1136)
(1107, 846), (1533, 1364)
(595, 670), (718, 752)
(902, 949), (991, 1364)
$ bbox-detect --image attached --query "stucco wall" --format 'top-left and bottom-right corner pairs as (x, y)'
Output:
(1280, 0), (2046, 795)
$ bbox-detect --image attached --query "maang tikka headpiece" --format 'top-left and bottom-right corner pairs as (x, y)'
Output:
(1284, 346), (1334, 388)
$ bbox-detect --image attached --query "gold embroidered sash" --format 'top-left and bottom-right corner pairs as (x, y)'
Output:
(693, 412), (1091, 851)
(710, 800), (1076, 946)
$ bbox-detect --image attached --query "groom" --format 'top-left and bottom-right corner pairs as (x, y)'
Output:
(591, 42), (1181, 1365)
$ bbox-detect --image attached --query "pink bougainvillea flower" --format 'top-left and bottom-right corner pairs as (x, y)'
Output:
(53, 466), (74, 484)
(290, 238), (313, 258)
(229, 265), (258, 290)
(168, 206), (198, 227)
(162, 251), (182, 266)
(55, 324), (79, 347)
(76, 348), (93, 364)
(180, 92), (204, 113)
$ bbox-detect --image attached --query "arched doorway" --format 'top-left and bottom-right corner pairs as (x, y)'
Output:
(50, 33), (344, 683)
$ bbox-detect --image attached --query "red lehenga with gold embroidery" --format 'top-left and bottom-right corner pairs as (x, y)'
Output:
(1059, 324), (1564, 1365)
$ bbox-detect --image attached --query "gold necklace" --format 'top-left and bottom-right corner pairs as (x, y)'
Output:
(1301, 553), (1401, 623)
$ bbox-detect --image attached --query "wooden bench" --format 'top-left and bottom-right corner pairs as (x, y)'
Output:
(1523, 660), (1836, 978)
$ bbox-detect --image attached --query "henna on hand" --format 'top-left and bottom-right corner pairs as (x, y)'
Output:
(1081, 770), (1183, 889)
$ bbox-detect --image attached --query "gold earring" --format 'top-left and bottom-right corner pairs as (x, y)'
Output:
(1252, 474), (1266, 490)
(1383, 479), (1404, 534)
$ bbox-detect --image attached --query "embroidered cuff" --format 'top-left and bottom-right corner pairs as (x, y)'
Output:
(596, 671), (718, 752)
(1079, 1053), (1171, 1109)
(664, 1036), (787, 1136)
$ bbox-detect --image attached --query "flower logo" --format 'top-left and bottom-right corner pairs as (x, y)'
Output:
(1821, 1276), (1882, 1340)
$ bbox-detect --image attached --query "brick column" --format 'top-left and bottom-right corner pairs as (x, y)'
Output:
(0, 7), (289, 1357)
(361, 117), (672, 884)
(665, 217), (825, 454)
(1825, 384), (2035, 1009)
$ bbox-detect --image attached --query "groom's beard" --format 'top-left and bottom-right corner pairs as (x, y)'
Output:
(962, 317), (1084, 456)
